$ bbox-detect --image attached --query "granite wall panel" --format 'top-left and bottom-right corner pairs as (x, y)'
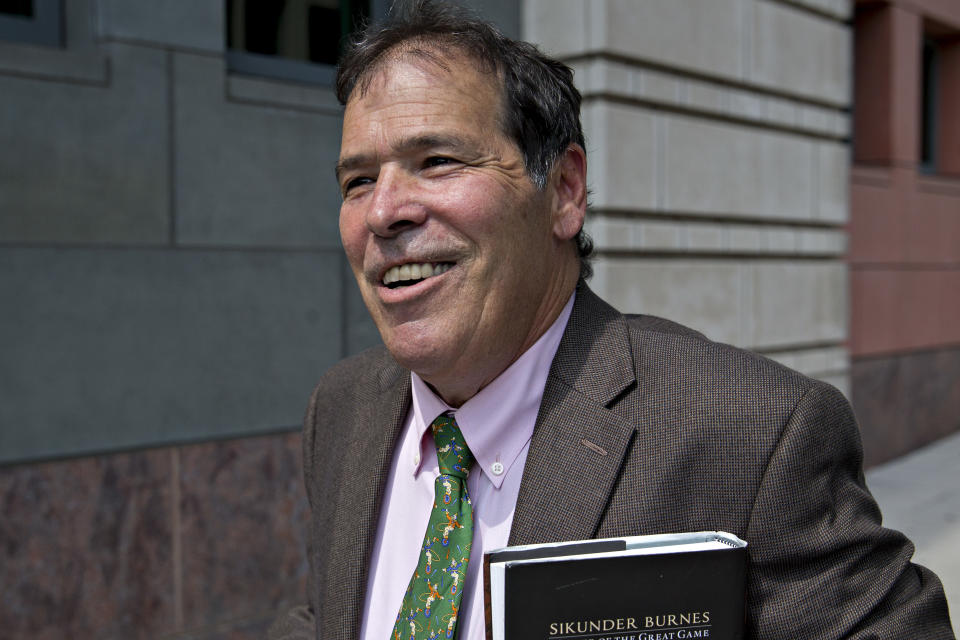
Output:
(178, 433), (308, 631)
(0, 431), (310, 639)
(0, 450), (175, 639)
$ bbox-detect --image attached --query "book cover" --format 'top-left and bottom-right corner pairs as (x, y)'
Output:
(484, 531), (747, 640)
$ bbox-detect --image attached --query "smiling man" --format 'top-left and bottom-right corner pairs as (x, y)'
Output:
(336, 48), (583, 407)
(270, 2), (953, 640)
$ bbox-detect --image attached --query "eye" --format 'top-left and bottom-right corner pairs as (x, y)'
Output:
(423, 156), (456, 169)
(343, 176), (374, 195)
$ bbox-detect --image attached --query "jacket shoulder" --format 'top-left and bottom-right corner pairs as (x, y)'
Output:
(624, 312), (816, 392)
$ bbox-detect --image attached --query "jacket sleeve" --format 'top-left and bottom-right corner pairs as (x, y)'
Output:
(268, 385), (324, 640)
(744, 381), (954, 638)
(267, 604), (315, 640)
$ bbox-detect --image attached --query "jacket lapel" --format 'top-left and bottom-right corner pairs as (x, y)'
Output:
(319, 353), (411, 638)
(509, 284), (639, 545)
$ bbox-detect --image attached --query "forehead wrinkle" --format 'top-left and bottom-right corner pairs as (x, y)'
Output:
(391, 133), (477, 155)
(336, 132), (484, 182)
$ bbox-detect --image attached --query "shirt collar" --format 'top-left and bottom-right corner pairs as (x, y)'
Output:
(410, 292), (575, 488)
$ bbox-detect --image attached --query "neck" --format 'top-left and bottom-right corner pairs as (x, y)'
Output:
(426, 270), (579, 407)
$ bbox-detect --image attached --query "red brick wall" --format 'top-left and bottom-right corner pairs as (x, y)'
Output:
(851, 0), (960, 466)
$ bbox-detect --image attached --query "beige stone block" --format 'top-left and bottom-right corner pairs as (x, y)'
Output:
(726, 89), (765, 120)
(831, 112), (851, 138)
(569, 59), (600, 95)
(816, 141), (849, 223)
(766, 350), (801, 372)
(747, 260), (847, 348)
(638, 221), (685, 250)
(761, 346), (850, 397)
(762, 345), (849, 378)
(583, 102), (658, 210)
(765, 96), (801, 127)
(799, 105), (831, 133)
(798, 229), (847, 255)
(782, 0), (851, 20)
(592, 258), (743, 344)
(603, 0), (743, 81)
(686, 223), (726, 251)
(687, 82), (727, 112)
(759, 132), (816, 220)
(598, 59), (632, 94)
(764, 228), (798, 253)
(637, 68), (681, 104)
(664, 115), (814, 220)
(822, 345), (850, 373)
(751, 0), (851, 106)
(585, 216), (635, 250)
(727, 226), (764, 252)
(665, 116), (756, 216)
(523, 0), (587, 57)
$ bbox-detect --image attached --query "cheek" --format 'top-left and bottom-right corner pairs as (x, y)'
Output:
(338, 207), (365, 266)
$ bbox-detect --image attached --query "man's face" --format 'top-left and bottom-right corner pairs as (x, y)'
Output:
(337, 54), (580, 405)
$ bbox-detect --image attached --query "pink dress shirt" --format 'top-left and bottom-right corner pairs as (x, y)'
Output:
(358, 293), (575, 640)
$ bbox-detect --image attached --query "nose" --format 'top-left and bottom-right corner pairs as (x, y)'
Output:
(365, 165), (427, 238)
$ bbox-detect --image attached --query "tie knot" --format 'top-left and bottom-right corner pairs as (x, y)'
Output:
(431, 414), (474, 478)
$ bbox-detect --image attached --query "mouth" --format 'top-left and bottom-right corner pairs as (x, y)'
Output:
(381, 262), (454, 289)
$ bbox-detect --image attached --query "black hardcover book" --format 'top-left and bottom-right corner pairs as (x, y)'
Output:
(484, 531), (747, 640)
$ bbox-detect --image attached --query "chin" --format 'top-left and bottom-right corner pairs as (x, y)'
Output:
(380, 327), (450, 374)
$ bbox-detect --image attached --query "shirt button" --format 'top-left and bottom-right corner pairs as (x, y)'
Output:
(491, 461), (504, 476)
(413, 453), (420, 466)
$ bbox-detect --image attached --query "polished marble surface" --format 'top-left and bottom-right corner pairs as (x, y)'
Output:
(179, 432), (308, 629)
(0, 449), (175, 639)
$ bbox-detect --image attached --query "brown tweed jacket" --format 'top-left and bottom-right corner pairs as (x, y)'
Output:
(270, 283), (954, 639)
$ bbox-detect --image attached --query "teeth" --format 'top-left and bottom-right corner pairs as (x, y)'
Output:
(383, 262), (452, 286)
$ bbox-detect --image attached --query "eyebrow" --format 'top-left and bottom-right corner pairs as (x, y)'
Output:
(335, 133), (473, 182)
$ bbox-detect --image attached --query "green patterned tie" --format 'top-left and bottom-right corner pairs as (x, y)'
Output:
(391, 413), (475, 640)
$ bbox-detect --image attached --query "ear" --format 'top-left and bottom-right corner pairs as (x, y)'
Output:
(549, 143), (588, 242)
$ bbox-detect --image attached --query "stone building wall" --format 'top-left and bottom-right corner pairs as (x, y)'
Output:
(525, 0), (853, 396)
(0, 2), (513, 637)
(9, 0), (954, 637)
(0, 2), (356, 635)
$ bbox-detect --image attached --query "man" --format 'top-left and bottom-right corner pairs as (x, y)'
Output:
(271, 2), (954, 639)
